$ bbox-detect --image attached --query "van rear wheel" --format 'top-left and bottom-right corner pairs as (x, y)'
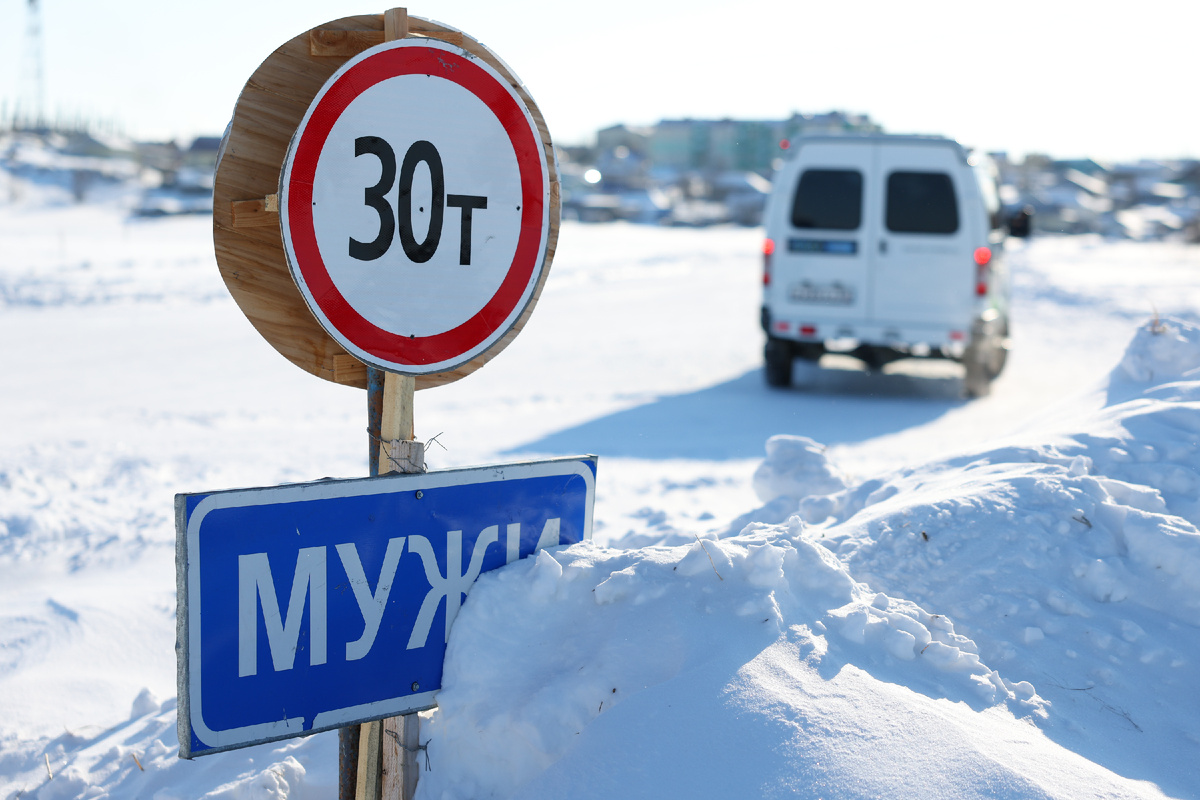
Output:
(963, 354), (991, 398)
(963, 315), (1008, 397)
(764, 338), (794, 387)
(987, 321), (1010, 379)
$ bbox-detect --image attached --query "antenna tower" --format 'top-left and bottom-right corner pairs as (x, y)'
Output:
(19, 0), (47, 130)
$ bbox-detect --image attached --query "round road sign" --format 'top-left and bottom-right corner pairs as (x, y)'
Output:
(281, 37), (551, 376)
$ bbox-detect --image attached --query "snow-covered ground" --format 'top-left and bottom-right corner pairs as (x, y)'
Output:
(2, 177), (1200, 798)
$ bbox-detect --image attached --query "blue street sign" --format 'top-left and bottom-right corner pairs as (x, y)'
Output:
(175, 456), (596, 758)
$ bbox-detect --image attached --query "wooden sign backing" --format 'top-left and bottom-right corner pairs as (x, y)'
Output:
(213, 11), (560, 390)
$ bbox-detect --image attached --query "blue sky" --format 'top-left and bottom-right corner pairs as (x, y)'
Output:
(2, 0), (1196, 162)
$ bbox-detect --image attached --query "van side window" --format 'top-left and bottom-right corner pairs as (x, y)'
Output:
(791, 169), (862, 230)
(886, 171), (959, 234)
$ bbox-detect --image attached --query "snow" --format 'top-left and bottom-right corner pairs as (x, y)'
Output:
(2, 176), (1200, 798)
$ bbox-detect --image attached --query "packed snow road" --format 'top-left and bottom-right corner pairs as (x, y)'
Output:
(1, 202), (1199, 798)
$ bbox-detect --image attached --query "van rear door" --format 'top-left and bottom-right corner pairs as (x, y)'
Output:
(777, 141), (874, 325)
(870, 143), (974, 328)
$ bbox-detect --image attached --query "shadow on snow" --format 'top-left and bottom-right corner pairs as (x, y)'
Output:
(507, 360), (967, 461)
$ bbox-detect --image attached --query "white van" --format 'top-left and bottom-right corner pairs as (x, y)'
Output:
(760, 134), (1020, 396)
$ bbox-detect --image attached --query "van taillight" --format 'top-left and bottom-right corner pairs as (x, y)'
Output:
(974, 247), (991, 296)
(763, 238), (776, 286)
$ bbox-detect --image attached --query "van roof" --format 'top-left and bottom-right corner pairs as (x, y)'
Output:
(786, 133), (970, 164)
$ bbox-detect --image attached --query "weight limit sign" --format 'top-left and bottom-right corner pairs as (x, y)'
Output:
(281, 38), (552, 375)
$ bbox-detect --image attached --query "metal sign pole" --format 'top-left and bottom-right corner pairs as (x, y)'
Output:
(338, 365), (384, 800)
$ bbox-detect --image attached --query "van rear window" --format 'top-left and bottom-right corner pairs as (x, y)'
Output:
(886, 172), (959, 234)
(791, 169), (862, 230)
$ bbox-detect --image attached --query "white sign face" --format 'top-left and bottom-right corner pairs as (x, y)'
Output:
(281, 38), (551, 375)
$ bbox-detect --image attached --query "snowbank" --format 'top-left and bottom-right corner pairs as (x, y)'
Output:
(421, 319), (1200, 799)
(1113, 317), (1200, 385)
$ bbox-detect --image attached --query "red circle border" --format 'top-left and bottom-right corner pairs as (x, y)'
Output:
(284, 42), (546, 369)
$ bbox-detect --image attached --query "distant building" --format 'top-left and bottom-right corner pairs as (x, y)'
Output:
(782, 111), (882, 140)
(186, 136), (222, 164)
(643, 111), (881, 175)
(595, 124), (651, 157)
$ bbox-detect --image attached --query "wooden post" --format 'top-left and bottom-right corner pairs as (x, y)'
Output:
(377, 373), (422, 474)
(348, 366), (425, 800)
(375, 371), (424, 800)
(383, 710), (421, 800)
(355, 721), (383, 800)
(384, 7), (408, 41)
